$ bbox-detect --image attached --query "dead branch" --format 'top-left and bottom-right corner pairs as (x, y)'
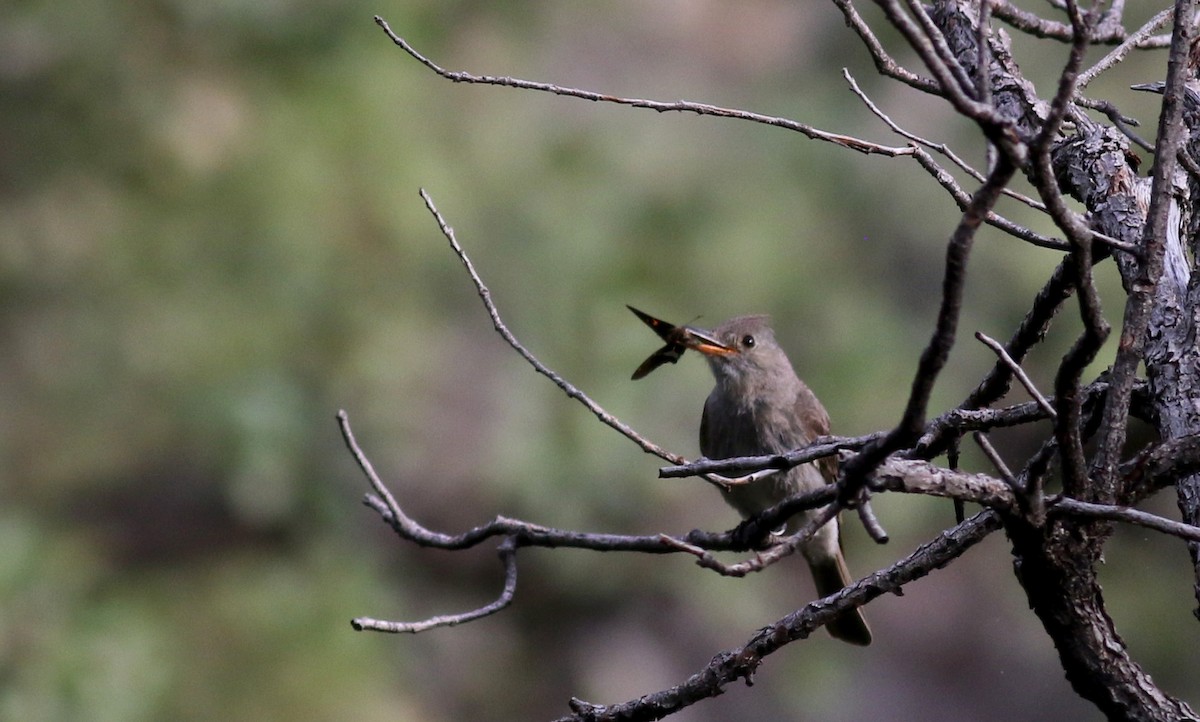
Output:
(373, 16), (914, 157)
(554, 511), (1004, 722)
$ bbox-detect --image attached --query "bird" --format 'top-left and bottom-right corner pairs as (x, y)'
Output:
(630, 308), (871, 645)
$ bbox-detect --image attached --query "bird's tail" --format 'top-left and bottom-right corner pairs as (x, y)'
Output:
(808, 551), (872, 646)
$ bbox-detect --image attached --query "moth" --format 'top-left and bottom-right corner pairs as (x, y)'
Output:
(627, 306), (730, 380)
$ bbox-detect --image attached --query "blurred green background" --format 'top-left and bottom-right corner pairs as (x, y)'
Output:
(2, 1), (1195, 720)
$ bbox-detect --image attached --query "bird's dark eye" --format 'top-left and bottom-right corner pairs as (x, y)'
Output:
(741, 334), (756, 348)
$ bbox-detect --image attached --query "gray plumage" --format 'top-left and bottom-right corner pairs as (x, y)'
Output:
(697, 316), (871, 646)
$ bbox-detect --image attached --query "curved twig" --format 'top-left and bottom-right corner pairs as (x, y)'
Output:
(352, 539), (519, 633)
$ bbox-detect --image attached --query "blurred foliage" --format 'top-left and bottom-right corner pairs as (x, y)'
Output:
(1, 0), (1195, 720)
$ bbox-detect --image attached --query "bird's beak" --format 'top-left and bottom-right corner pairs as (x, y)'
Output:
(681, 327), (737, 356)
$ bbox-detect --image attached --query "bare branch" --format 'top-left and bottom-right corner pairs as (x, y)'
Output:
(661, 433), (877, 479)
(670, 504), (843, 577)
(1074, 95), (1154, 151)
(352, 538), (518, 633)
(867, 456), (1017, 509)
(975, 330), (1057, 419)
(337, 409), (423, 542)
(961, 257), (1075, 410)
(339, 410), (729, 554)
(1021, 3), (1111, 496)
(1092, 0), (1195, 499)
(1076, 8), (1174, 90)
(972, 431), (1020, 489)
(842, 68), (1075, 253)
(908, 148), (1068, 249)
(1125, 432), (1200, 497)
(976, 0), (994, 115)
(903, 0), (978, 96)
(1051, 498), (1200, 543)
(872, 0), (1004, 125)
(660, 382), (1127, 480)
(1139, 33), (1173, 49)
(841, 156), (1017, 498)
(856, 497), (891, 543)
(830, 0), (941, 93)
(374, 16), (913, 157)
(555, 511), (1003, 722)
(992, 0), (1127, 44)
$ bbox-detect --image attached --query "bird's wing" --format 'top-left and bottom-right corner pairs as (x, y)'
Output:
(699, 394), (715, 459)
(794, 386), (838, 484)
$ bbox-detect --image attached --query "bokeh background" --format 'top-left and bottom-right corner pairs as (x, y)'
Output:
(3, 1), (1196, 720)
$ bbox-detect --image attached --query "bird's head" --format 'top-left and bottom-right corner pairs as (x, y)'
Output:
(683, 315), (793, 392)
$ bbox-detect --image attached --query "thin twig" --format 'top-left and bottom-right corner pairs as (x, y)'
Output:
(908, 147), (1068, 250)
(872, 0), (1002, 126)
(339, 410), (731, 553)
(662, 394), (1066, 479)
(352, 539), (519, 633)
(337, 409), (421, 541)
(1051, 498), (1200, 543)
(960, 259), (1075, 412)
(1074, 96), (1154, 151)
(829, 0), (941, 94)
(856, 498), (890, 543)
(1018, 433), (1057, 523)
(374, 16), (913, 158)
(843, 69), (1049, 214)
(1088, 229), (1142, 256)
(677, 504), (843, 577)
(416, 188), (743, 490)
(1076, 8), (1173, 90)
(661, 433), (877, 478)
(973, 431), (1019, 490)
(975, 331), (1057, 419)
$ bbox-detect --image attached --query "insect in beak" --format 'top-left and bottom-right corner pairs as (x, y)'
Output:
(627, 306), (734, 379)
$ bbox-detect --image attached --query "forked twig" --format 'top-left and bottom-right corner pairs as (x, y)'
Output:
(991, 0), (1127, 44)
(661, 504), (843, 576)
(843, 69), (1047, 214)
